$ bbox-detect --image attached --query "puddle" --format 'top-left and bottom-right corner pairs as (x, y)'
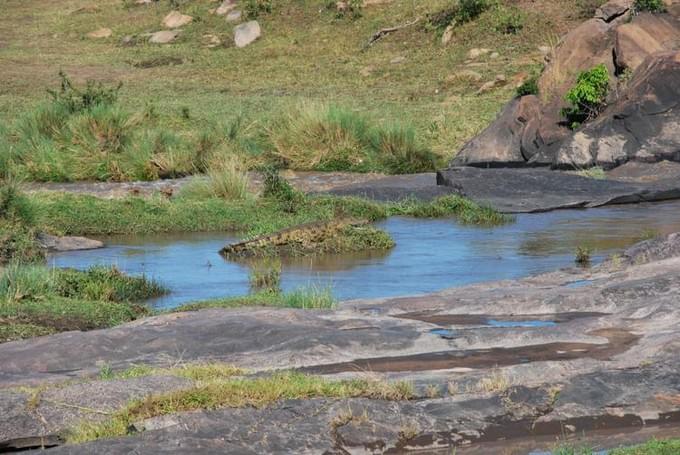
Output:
(48, 200), (680, 309)
(302, 329), (639, 374)
(487, 320), (558, 328)
(398, 311), (608, 327)
(429, 328), (456, 339)
(565, 279), (595, 289)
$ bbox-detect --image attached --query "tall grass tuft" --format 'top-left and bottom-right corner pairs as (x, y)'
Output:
(267, 103), (437, 174)
(180, 155), (251, 201)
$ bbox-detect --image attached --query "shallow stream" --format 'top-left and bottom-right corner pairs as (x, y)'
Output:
(49, 200), (680, 309)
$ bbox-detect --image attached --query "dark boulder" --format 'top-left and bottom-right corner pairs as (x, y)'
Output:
(555, 51), (680, 169)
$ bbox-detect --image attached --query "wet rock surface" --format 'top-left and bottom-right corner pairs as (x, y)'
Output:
(36, 233), (104, 252)
(3, 234), (680, 452)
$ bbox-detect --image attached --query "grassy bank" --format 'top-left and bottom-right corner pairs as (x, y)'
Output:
(0, 0), (580, 174)
(0, 264), (164, 342)
(31, 191), (510, 238)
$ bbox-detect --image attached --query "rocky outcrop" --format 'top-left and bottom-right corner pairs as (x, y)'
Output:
(451, 1), (680, 171)
(555, 52), (680, 169)
(454, 96), (541, 167)
(36, 233), (104, 252)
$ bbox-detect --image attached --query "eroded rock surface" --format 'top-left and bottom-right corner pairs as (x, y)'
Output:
(4, 234), (680, 452)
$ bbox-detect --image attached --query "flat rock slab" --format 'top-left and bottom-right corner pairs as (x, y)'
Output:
(4, 235), (680, 452)
(0, 375), (192, 451)
(437, 166), (680, 213)
(323, 172), (459, 202)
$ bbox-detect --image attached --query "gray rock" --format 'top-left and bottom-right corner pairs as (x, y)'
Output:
(225, 10), (242, 22)
(37, 233), (103, 252)
(162, 11), (192, 29)
(437, 166), (680, 213)
(555, 52), (680, 169)
(148, 30), (180, 44)
(234, 21), (261, 48)
(215, 0), (237, 16)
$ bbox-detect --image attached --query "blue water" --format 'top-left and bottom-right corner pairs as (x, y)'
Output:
(487, 320), (558, 328)
(49, 200), (680, 309)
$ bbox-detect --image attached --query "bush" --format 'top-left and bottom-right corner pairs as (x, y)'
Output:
(244, 0), (272, 19)
(456, 0), (490, 24)
(575, 245), (592, 266)
(634, 0), (665, 13)
(492, 6), (524, 34)
(427, 0), (490, 31)
(562, 64), (609, 129)
(249, 258), (281, 292)
(48, 71), (121, 115)
(516, 75), (539, 97)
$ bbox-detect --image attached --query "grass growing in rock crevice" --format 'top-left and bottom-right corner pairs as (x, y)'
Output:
(0, 264), (164, 342)
(67, 371), (414, 444)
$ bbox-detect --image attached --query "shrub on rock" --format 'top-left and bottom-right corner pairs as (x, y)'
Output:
(561, 64), (610, 129)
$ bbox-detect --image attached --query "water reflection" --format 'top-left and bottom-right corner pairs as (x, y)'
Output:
(49, 200), (680, 309)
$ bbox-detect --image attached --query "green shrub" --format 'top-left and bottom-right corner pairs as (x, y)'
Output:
(48, 71), (121, 115)
(516, 76), (539, 97)
(427, 0), (490, 31)
(244, 0), (272, 19)
(633, 0), (665, 13)
(492, 6), (524, 34)
(54, 266), (167, 302)
(456, 0), (490, 24)
(0, 179), (42, 264)
(562, 64), (609, 129)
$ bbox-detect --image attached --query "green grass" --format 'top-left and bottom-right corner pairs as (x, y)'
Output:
(555, 438), (680, 455)
(611, 438), (680, 454)
(0, 264), (164, 340)
(67, 371), (414, 443)
(0, 178), (43, 264)
(30, 191), (510, 239)
(0, 0), (580, 176)
(175, 285), (337, 312)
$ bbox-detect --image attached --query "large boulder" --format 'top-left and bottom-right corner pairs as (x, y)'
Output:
(452, 96), (540, 167)
(555, 51), (680, 169)
(449, 1), (680, 170)
(614, 13), (680, 72)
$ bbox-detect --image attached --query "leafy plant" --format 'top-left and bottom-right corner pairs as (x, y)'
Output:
(633, 0), (665, 13)
(562, 64), (609, 129)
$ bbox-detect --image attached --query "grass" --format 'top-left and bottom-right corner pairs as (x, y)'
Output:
(0, 264), (164, 340)
(249, 257), (282, 291)
(0, 178), (44, 264)
(175, 285), (337, 312)
(576, 166), (606, 180)
(554, 438), (680, 455)
(575, 245), (592, 266)
(67, 371), (414, 443)
(0, 0), (581, 178)
(30, 191), (510, 239)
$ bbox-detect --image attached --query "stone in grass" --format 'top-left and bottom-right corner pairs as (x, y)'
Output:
(215, 0), (237, 16)
(148, 30), (180, 44)
(87, 27), (112, 39)
(234, 21), (261, 48)
(226, 10), (242, 23)
(162, 11), (193, 29)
